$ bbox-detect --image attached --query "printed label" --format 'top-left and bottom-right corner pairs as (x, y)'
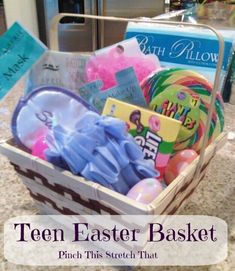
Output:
(125, 31), (232, 71)
(78, 67), (147, 113)
(135, 130), (162, 163)
(4, 215), (228, 266)
(0, 22), (47, 100)
(149, 86), (201, 142)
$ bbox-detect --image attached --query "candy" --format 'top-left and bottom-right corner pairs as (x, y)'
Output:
(164, 149), (198, 185)
(103, 98), (181, 181)
(126, 178), (163, 204)
(141, 68), (224, 152)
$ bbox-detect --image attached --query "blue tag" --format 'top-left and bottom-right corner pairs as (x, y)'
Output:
(0, 22), (47, 100)
(78, 67), (147, 113)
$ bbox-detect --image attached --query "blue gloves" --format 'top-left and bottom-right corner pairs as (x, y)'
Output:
(46, 111), (159, 194)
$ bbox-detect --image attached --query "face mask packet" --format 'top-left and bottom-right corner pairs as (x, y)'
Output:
(25, 50), (89, 95)
(78, 67), (147, 113)
(0, 22), (47, 101)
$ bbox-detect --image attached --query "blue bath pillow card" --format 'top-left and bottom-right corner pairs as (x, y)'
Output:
(0, 22), (47, 100)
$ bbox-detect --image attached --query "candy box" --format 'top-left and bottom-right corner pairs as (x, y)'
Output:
(102, 98), (181, 179)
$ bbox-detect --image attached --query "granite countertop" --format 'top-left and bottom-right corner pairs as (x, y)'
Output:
(0, 80), (234, 271)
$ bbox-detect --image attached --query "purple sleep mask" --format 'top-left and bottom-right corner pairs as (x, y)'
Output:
(11, 86), (96, 150)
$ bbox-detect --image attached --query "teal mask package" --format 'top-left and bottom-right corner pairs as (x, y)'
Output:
(0, 22), (47, 100)
(125, 22), (235, 91)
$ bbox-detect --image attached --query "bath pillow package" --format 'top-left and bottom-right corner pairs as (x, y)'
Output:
(11, 86), (96, 150)
(125, 22), (234, 91)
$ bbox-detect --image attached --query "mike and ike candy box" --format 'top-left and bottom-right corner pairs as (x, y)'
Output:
(102, 98), (181, 179)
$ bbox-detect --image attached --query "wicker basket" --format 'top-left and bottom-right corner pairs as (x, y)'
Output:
(0, 14), (227, 215)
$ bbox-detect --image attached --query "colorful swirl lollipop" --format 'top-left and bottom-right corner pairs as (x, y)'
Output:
(141, 68), (224, 152)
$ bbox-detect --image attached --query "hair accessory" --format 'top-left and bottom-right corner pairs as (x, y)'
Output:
(45, 111), (159, 194)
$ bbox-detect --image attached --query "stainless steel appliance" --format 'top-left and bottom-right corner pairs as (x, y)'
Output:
(0, 1), (6, 35)
(96, 0), (165, 48)
(36, 0), (165, 52)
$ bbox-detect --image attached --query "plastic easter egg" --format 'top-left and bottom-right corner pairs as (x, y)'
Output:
(126, 178), (163, 204)
(164, 149), (198, 185)
(32, 137), (48, 160)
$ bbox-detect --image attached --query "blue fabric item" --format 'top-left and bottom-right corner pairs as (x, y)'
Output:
(106, 137), (129, 168)
(45, 149), (69, 170)
(97, 116), (127, 140)
(11, 86), (97, 151)
(120, 138), (144, 161)
(45, 111), (159, 194)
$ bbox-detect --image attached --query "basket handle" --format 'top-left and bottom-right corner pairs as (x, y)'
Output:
(49, 13), (225, 180)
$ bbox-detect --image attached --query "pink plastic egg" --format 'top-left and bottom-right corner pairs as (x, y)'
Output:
(165, 149), (198, 185)
(126, 178), (163, 204)
(32, 137), (48, 160)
